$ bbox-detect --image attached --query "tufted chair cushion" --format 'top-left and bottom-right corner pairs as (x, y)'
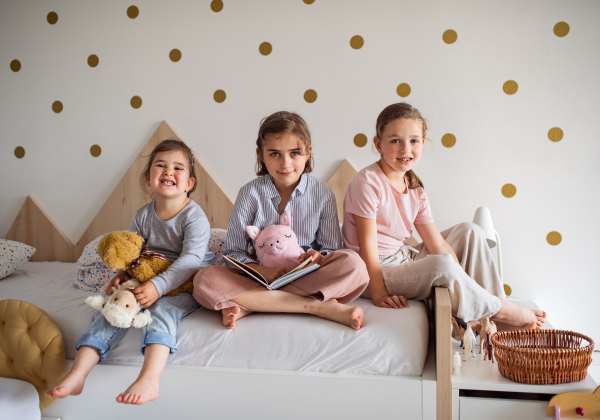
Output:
(0, 299), (66, 410)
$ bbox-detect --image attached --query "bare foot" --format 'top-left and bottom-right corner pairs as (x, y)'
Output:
(222, 306), (253, 329)
(493, 300), (547, 329)
(45, 371), (85, 398)
(116, 377), (159, 405)
(314, 299), (364, 330)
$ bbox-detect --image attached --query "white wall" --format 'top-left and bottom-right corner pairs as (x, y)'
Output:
(2, 0), (599, 343)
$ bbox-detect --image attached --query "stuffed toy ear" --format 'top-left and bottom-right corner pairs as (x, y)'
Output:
(245, 226), (261, 241)
(132, 310), (153, 328)
(280, 211), (291, 227)
(85, 295), (106, 310)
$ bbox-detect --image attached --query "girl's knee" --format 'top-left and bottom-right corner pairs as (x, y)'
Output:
(427, 253), (459, 273)
(193, 265), (222, 287)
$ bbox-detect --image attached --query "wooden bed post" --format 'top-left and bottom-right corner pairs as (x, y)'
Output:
(435, 287), (452, 420)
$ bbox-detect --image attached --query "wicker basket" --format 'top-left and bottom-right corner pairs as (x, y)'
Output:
(491, 329), (595, 385)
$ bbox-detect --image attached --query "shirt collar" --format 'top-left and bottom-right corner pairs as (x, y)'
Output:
(264, 173), (309, 199)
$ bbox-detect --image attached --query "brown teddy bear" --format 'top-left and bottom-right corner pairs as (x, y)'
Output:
(97, 231), (195, 297)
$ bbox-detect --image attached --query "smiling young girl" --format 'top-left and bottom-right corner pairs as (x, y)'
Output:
(193, 111), (369, 330)
(46, 140), (211, 405)
(343, 103), (546, 329)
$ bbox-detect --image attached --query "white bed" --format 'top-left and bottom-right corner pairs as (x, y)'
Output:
(0, 261), (443, 419)
(3, 121), (453, 419)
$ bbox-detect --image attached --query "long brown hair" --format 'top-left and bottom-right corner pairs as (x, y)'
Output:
(255, 111), (314, 176)
(140, 139), (197, 197)
(375, 103), (427, 189)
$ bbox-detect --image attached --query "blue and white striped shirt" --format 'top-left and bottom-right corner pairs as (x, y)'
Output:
(225, 174), (342, 265)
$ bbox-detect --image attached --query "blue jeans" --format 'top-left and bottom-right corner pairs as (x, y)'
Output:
(76, 292), (201, 363)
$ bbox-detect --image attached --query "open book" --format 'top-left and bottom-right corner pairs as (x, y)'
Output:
(223, 255), (320, 290)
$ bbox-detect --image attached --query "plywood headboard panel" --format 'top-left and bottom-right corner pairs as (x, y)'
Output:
(6, 121), (234, 262)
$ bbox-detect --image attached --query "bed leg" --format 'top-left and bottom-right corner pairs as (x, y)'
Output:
(435, 287), (452, 420)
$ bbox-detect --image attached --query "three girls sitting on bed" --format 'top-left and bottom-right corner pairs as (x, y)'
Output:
(46, 103), (546, 406)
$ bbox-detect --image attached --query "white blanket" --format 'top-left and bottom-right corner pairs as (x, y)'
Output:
(0, 262), (429, 376)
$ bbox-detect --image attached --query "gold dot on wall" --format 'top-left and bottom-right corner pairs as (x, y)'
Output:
(397, 83), (411, 97)
(503, 80), (518, 95)
(304, 89), (317, 103)
(442, 30), (457, 44)
(47, 12), (58, 25)
(259, 42), (272, 56)
(90, 145), (102, 157)
(501, 183), (517, 198)
(127, 6), (139, 19)
(169, 49), (182, 62)
(214, 90), (226, 103)
(88, 54), (99, 67)
(211, 0), (223, 12)
(52, 101), (63, 113)
(503, 284), (512, 296)
(548, 127), (564, 142)
(350, 35), (364, 49)
(441, 133), (456, 148)
(130, 96), (142, 109)
(10, 60), (21, 72)
(354, 134), (367, 147)
(14, 147), (25, 159)
(303, 0), (315, 4)
(554, 22), (570, 37)
(547, 231), (562, 246)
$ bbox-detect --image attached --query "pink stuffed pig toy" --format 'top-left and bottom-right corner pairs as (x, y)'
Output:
(245, 211), (304, 271)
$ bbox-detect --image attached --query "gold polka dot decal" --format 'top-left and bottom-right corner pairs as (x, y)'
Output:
(554, 22), (570, 37)
(501, 184), (517, 198)
(547, 231), (562, 246)
(90, 145), (102, 157)
(303, 0), (315, 4)
(14, 147), (25, 159)
(130, 96), (142, 109)
(442, 30), (457, 44)
(211, 0), (223, 12)
(350, 35), (364, 49)
(88, 55), (99, 68)
(214, 90), (226, 103)
(304, 89), (317, 103)
(127, 6), (139, 19)
(397, 83), (411, 98)
(169, 49), (182, 62)
(259, 42), (272, 56)
(503, 80), (518, 95)
(47, 12), (58, 25)
(548, 127), (563, 142)
(441, 133), (456, 148)
(52, 101), (63, 113)
(354, 134), (367, 147)
(10, 60), (21, 72)
(503, 284), (512, 297)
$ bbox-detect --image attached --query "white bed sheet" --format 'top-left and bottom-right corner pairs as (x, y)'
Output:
(0, 262), (429, 376)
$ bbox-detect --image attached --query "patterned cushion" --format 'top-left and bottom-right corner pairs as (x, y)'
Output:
(0, 239), (36, 280)
(74, 234), (116, 292)
(207, 228), (227, 266)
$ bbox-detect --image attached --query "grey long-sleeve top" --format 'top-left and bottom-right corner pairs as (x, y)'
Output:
(129, 200), (211, 297)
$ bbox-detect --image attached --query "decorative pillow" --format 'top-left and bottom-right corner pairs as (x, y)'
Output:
(0, 240), (36, 280)
(75, 235), (117, 292)
(208, 228), (227, 266)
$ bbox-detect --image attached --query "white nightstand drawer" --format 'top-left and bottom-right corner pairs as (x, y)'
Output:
(459, 397), (548, 420)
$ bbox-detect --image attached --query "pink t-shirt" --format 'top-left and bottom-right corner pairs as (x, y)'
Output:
(343, 163), (434, 256)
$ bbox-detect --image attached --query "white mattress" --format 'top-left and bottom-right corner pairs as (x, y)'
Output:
(0, 262), (429, 376)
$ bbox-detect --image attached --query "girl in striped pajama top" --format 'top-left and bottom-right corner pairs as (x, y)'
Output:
(193, 111), (369, 330)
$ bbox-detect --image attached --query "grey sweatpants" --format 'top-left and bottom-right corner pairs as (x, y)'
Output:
(362, 222), (505, 322)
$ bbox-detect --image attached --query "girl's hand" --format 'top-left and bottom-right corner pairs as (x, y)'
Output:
(373, 294), (409, 309)
(298, 250), (323, 267)
(249, 264), (289, 284)
(106, 271), (131, 296)
(133, 281), (160, 307)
